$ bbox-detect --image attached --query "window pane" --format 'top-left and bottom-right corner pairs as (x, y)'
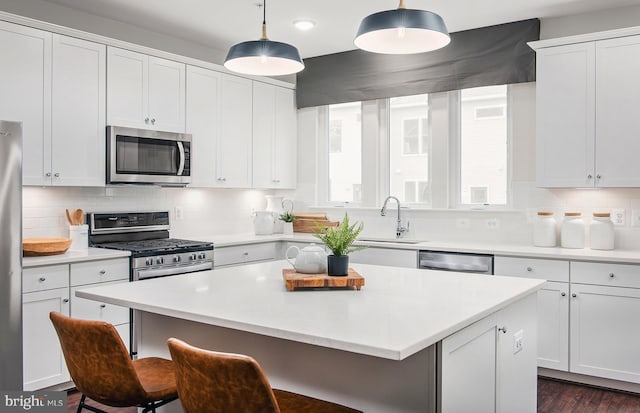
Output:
(328, 102), (362, 202)
(390, 94), (431, 205)
(460, 85), (507, 205)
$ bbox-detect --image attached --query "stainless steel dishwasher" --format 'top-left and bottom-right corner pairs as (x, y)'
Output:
(418, 250), (494, 274)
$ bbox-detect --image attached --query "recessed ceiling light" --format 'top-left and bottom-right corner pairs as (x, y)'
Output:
(294, 19), (316, 31)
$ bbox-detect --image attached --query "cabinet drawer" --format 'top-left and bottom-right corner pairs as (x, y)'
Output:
(350, 247), (417, 268)
(494, 256), (569, 282)
(70, 258), (129, 286)
(23, 265), (69, 293)
(71, 281), (130, 325)
(214, 243), (277, 267)
(571, 261), (640, 288)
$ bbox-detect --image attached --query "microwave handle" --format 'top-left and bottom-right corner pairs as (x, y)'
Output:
(177, 142), (185, 176)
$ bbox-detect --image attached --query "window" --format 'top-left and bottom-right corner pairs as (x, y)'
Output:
(459, 85), (508, 206)
(390, 94), (431, 206)
(328, 102), (362, 203)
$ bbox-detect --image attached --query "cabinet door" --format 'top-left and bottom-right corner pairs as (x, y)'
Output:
(273, 87), (297, 188)
(536, 43), (595, 187)
(71, 281), (129, 326)
(186, 66), (221, 187)
(148, 56), (185, 133)
(219, 74), (253, 188)
(107, 47), (148, 129)
(252, 82), (276, 189)
(23, 287), (70, 390)
(0, 21), (51, 186)
(570, 283), (640, 383)
(537, 281), (569, 371)
(440, 313), (497, 413)
(595, 36), (640, 187)
(51, 34), (106, 187)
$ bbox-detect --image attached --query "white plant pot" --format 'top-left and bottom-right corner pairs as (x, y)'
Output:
(283, 222), (293, 235)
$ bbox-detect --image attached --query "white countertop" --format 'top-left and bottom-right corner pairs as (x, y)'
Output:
(76, 260), (544, 360)
(200, 233), (640, 264)
(22, 248), (131, 268)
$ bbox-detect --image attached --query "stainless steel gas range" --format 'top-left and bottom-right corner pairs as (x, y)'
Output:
(88, 211), (213, 356)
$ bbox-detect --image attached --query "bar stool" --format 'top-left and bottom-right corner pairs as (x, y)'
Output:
(49, 312), (178, 413)
(167, 338), (362, 413)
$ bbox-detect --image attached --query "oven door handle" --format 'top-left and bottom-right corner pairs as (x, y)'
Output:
(136, 262), (212, 280)
(177, 142), (185, 176)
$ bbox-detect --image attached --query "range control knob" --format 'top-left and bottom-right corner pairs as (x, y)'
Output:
(145, 258), (154, 266)
(156, 257), (164, 265)
(198, 252), (206, 260)
(189, 253), (197, 261)
(173, 255), (181, 263)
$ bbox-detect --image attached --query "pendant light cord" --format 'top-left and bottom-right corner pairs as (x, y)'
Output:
(261, 0), (268, 40)
(398, 0), (406, 9)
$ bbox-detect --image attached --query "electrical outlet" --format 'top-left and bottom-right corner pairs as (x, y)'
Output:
(174, 206), (184, 220)
(632, 210), (640, 228)
(485, 218), (500, 229)
(611, 209), (625, 226)
(513, 330), (524, 355)
(457, 218), (470, 229)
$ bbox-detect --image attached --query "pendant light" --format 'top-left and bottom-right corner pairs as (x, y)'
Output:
(224, 0), (304, 76)
(354, 0), (450, 54)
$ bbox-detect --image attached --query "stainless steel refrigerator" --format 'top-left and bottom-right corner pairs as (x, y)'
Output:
(0, 120), (23, 390)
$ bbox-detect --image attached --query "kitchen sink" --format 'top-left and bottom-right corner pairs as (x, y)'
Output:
(357, 237), (427, 244)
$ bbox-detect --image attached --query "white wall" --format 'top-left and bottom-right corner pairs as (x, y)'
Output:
(541, 5), (640, 39)
(22, 186), (280, 239)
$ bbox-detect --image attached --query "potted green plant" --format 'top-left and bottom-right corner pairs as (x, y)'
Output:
(313, 213), (367, 276)
(279, 211), (295, 235)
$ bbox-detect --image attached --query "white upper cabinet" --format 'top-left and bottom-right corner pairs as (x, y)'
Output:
(51, 34), (106, 186)
(218, 74), (253, 188)
(186, 65), (221, 188)
(0, 21), (51, 186)
(107, 47), (185, 133)
(595, 36), (640, 187)
(253, 83), (297, 189)
(536, 33), (640, 187)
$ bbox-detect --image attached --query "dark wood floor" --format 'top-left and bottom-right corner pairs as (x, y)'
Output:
(67, 377), (640, 412)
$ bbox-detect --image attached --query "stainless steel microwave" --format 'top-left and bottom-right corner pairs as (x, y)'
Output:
(107, 126), (191, 185)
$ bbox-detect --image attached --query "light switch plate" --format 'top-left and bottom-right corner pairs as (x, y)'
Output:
(513, 330), (524, 354)
(632, 210), (640, 227)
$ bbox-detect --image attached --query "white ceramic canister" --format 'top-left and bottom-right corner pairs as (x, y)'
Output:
(69, 224), (89, 251)
(590, 212), (614, 250)
(254, 211), (275, 235)
(560, 212), (585, 249)
(533, 211), (557, 247)
(265, 195), (285, 234)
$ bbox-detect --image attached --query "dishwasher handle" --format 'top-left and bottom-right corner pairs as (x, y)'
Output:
(419, 259), (491, 273)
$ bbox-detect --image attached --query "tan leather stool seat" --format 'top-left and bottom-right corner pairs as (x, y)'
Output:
(168, 338), (361, 413)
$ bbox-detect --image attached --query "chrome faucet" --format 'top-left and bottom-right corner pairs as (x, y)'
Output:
(381, 196), (410, 239)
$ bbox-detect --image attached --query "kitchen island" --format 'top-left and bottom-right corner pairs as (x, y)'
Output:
(76, 260), (544, 413)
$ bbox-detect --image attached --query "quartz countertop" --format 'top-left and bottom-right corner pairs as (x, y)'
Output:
(76, 260), (544, 360)
(198, 233), (640, 264)
(23, 248), (131, 268)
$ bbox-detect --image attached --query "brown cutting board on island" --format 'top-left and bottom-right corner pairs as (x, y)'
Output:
(282, 268), (365, 291)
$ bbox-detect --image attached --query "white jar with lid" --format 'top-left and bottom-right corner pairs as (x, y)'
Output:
(533, 212), (557, 247)
(590, 212), (614, 250)
(561, 212), (585, 249)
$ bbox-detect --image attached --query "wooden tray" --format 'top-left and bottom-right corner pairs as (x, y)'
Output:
(23, 237), (72, 256)
(283, 268), (365, 291)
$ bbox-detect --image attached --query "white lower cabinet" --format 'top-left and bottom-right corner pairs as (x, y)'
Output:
(569, 283), (640, 383)
(22, 265), (71, 391)
(214, 243), (278, 268)
(439, 293), (537, 413)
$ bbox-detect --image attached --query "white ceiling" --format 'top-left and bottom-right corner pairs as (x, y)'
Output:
(39, 0), (640, 58)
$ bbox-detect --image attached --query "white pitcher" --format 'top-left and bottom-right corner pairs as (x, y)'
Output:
(254, 211), (275, 235)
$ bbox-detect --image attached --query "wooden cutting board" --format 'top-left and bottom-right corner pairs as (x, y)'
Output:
(291, 213), (339, 233)
(282, 268), (365, 291)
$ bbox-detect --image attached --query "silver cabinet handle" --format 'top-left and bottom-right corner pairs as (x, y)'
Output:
(38, 277), (46, 282)
(561, 292), (566, 297)
(498, 326), (507, 334)
(572, 293), (577, 298)
(45, 172), (52, 177)
(63, 298), (69, 303)
(242, 252), (249, 256)
(145, 117), (149, 123)
(596, 174), (602, 180)
(222, 178), (227, 182)
(99, 270), (106, 275)
(526, 267), (533, 272)
(54, 172), (60, 178)
(587, 174), (593, 179)
(151, 118), (156, 125)
(609, 273), (615, 278)
(100, 304), (106, 308)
